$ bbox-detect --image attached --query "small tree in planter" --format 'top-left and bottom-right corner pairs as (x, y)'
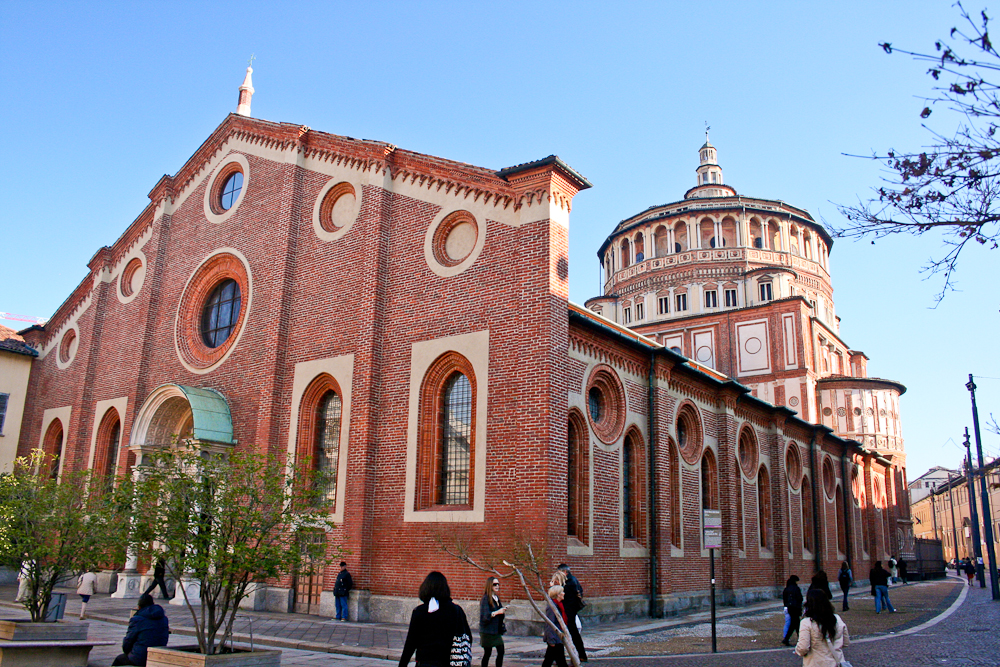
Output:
(0, 450), (128, 623)
(127, 447), (336, 656)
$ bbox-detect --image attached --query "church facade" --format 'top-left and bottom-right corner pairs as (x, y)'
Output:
(16, 73), (911, 624)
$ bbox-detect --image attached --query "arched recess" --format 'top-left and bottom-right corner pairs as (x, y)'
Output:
(758, 465), (772, 550)
(567, 409), (590, 544)
(42, 419), (65, 479)
(131, 384), (235, 458)
(835, 485), (847, 556)
(667, 437), (682, 549)
(94, 407), (122, 479)
(622, 427), (647, 545)
(802, 474), (815, 553)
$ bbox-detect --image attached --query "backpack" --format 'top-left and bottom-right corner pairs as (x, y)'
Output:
(838, 569), (851, 586)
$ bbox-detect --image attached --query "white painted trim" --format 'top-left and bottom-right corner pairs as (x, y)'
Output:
(116, 250), (148, 305)
(403, 330), (489, 523)
(286, 354), (355, 526)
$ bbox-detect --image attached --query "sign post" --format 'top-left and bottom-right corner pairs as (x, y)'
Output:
(703, 509), (722, 653)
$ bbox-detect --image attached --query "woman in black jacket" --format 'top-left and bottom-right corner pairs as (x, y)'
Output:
(781, 575), (803, 646)
(479, 576), (507, 667)
(399, 571), (472, 667)
(807, 570), (833, 601)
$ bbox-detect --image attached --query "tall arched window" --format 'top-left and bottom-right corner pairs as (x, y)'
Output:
(802, 475), (815, 553)
(701, 449), (718, 511)
(758, 466), (772, 549)
(836, 485), (847, 555)
(297, 374), (344, 508)
(669, 438), (682, 548)
(567, 411), (589, 542)
(94, 408), (122, 482)
(43, 419), (64, 479)
(620, 238), (631, 267)
(623, 430), (647, 544)
(735, 460), (745, 551)
(417, 352), (476, 510)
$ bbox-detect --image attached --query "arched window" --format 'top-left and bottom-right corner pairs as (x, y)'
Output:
(568, 411), (589, 542)
(802, 475), (815, 553)
(836, 485), (847, 555)
(623, 430), (647, 543)
(297, 374), (344, 508)
(620, 238), (631, 267)
(94, 408), (122, 481)
(417, 352), (476, 510)
(758, 466), (772, 549)
(43, 419), (64, 479)
(668, 438), (682, 548)
(701, 449), (718, 512)
(735, 458), (745, 551)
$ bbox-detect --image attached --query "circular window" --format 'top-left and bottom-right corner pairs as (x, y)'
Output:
(200, 279), (242, 348)
(433, 211), (479, 267)
(853, 407), (862, 416)
(318, 182), (357, 232)
(175, 250), (251, 373)
(204, 155), (250, 223)
(676, 404), (703, 465)
(585, 365), (626, 444)
(59, 328), (77, 365)
(822, 457), (837, 498)
(120, 257), (144, 298)
(737, 427), (758, 478)
(219, 172), (243, 211)
(785, 444), (802, 490)
(822, 407), (832, 417)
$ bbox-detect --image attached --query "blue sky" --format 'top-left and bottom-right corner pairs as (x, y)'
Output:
(1, 1), (997, 479)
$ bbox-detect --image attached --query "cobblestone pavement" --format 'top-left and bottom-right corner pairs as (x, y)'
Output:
(1, 575), (995, 666)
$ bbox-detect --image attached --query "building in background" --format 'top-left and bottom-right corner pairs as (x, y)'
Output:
(0, 325), (37, 472)
(910, 460), (1000, 566)
(909, 465), (957, 505)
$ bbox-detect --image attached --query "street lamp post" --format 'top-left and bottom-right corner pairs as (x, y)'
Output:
(966, 375), (1000, 600)
(963, 429), (985, 588)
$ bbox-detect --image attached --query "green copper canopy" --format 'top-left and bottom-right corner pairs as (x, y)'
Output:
(175, 384), (234, 444)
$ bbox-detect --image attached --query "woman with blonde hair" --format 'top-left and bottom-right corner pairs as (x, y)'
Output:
(541, 584), (568, 667)
(479, 576), (507, 667)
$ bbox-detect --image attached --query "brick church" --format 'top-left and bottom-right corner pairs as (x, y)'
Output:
(16, 69), (912, 623)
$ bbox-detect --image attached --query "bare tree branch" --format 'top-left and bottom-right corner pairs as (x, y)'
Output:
(836, 2), (1000, 302)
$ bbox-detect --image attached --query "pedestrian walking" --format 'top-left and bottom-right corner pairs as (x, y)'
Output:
(794, 588), (850, 667)
(398, 571), (472, 667)
(807, 570), (833, 601)
(14, 558), (31, 603)
(781, 575), (803, 646)
(897, 556), (908, 584)
(77, 568), (98, 619)
(334, 561), (353, 621)
(479, 576), (507, 667)
(963, 558), (976, 586)
(836, 562), (853, 611)
(112, 594), (169, 666)
(868, 561), (896, 614)
(557, 564), (587, 662)
(542, 584), (569, 667)
(888, 556), (898, 584)
(143, 559), (170, 600)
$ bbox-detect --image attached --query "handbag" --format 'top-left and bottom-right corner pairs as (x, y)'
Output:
(824, 636), (852, 667)
(450, 631), (472, 667)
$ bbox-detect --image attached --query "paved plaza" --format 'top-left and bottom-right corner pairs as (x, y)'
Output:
(0, 574), (996, 666)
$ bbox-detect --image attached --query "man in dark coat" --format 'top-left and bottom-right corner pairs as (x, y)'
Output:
(557, 564), (587, 662)
(781, 575), (803, 646)
(334, 561), (353, 621)
(112, 594), (169, 666)
(869, 561), (896, 613)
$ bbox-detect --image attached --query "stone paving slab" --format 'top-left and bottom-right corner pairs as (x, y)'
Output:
(1, 576), (991, 666)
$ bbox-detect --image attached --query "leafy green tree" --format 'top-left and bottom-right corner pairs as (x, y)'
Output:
(0, 450), (128, 622)
(126, 447), (336, 655)
(838, 2), (1000, 300)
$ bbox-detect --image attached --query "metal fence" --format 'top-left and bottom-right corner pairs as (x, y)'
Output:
(913, 537), (947, 580)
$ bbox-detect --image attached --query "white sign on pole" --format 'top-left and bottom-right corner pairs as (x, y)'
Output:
(703, 509), (723, 548)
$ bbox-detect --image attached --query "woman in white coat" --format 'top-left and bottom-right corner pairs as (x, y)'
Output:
(794, 588), (850, 667)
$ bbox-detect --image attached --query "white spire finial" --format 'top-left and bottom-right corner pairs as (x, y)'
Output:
(236, 56), (255, 117)
(705, 122), (711, 144)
